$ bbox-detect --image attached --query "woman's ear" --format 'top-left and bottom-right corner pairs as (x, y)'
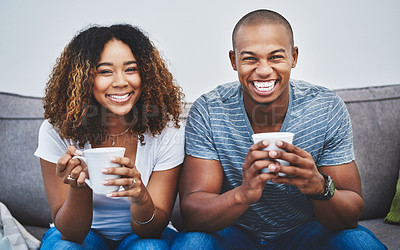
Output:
(229, 50), (237, 71)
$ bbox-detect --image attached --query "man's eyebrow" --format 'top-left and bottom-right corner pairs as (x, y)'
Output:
(240, 51), (256, 55)
(270, 49), (286, 54)
(240, 49), (286, 56)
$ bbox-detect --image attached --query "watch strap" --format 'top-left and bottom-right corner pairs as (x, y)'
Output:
(309, 173), (335, 200)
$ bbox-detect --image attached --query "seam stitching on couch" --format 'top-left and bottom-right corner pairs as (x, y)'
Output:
(344, 96), (400, 104)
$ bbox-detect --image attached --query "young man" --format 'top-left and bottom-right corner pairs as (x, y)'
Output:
(172, 9), (386, 249)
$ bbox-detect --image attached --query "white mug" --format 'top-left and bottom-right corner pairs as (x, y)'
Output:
(73, 147), (126, 194)
(251, 132), (294, 176)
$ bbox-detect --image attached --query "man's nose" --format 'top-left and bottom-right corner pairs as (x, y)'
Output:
(255, 60), (273, 77)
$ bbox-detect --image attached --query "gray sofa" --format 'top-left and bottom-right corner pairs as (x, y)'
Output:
(1, 84), (399, 249)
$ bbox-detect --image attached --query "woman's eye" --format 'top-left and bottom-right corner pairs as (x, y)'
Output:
(99, 69), (112, 74)
(126, 67), (138, 72)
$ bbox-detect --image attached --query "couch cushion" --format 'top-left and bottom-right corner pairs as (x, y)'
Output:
(335, 85), (400, 219)
(384, 168), (400, 224)
(24, 225), (48, 241)
(0, 92), (52, 227)
(359, 218), (400, 250)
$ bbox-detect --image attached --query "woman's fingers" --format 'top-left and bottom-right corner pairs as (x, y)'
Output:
(111, 156), (134, 168)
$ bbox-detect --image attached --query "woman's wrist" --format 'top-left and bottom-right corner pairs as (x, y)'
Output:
(132, 207), (155, 225)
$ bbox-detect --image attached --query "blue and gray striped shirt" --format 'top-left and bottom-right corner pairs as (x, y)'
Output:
(185, 79), (354, 240)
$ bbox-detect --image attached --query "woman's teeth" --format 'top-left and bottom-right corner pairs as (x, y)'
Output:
(108, 93), (130, 100)
(253, 80), (276, 92)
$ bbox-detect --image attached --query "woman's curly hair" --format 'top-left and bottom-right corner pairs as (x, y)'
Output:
(43, 24), (184, 147)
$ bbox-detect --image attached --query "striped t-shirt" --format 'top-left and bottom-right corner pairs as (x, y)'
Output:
(185, 79), (354, 240)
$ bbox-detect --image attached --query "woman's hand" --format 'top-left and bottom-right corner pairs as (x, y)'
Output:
(102, 156), (149, 204)
(56, 146), (88, 188)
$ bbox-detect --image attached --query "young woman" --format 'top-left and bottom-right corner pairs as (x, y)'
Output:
(34, 24), (184, 249)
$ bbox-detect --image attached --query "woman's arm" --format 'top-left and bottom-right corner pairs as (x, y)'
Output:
(132, 165), (181, 238)
(40, 146), (93, 243)
(105, 160), (181, 238)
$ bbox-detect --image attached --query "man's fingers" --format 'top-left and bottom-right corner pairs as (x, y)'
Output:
(275, 140), (310, 158)
(250, 139), (270, 151)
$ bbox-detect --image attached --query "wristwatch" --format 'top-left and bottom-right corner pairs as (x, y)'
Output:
(309, 173), (335, 200)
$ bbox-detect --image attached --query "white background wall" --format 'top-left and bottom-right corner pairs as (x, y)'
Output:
(1, 0), (399, 102)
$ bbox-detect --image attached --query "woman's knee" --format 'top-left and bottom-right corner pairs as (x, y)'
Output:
(40, 228), (108, 250)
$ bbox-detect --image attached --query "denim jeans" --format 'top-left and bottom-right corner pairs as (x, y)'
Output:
(40, 226), (177, 249)
(171, 219), (387, 249)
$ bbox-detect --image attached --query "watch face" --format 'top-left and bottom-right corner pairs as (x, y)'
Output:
(329, 177), (335, 197)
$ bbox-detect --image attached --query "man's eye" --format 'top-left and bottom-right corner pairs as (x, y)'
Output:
(270, 55), (283, 60)
(243, 57), (256, 61)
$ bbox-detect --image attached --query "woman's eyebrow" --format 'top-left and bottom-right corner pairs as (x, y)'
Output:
(96, 62), (112, 68)
(96, 60), (137, 68)
(124, 60), (137, 65)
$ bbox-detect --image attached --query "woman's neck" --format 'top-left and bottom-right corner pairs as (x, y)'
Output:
(104, 111), (134, 135)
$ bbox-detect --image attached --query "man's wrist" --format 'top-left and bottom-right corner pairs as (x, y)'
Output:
(233, 186), (250, 205)
(309, 173), (335, 200)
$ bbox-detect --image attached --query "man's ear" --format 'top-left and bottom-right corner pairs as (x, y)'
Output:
(291, 46), (299, 68)
(229, 50), (237, 71)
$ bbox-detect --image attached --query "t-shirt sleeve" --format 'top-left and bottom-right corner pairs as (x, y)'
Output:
(317, 95), (355, 166)
(34, 120), (71, 164)
(153, 121), (185, 171)
(185, 97), (219, 161)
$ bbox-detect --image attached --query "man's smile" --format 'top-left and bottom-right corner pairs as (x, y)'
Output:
(252, 80), (277, 94)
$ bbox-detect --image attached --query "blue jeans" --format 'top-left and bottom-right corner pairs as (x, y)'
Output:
(171, 219), (387, 249)
(40, 226), (177, 249)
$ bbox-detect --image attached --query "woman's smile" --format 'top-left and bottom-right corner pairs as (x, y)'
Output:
(106, 92), (133, 103)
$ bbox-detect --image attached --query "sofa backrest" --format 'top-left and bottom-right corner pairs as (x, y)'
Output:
(335, 84), (400, 219)
(173, 84), (400, 227)
(1, 84), (399, 229)
(0, 92), (51, 227)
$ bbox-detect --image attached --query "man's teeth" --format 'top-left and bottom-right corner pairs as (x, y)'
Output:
(253, 81), (276, 92)
(108, 93), (130, 100)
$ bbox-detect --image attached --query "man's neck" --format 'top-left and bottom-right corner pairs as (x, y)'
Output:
(244, 95), (289, 133)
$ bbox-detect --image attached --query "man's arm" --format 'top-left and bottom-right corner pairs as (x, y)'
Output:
(268, 141), (364, 230)
(179, 140), (279, 232)
(315, 162), (364, 229)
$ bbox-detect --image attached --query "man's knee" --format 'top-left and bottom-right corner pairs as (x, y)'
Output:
(171, 231), (220, 250)
(327, 226), (386, 249)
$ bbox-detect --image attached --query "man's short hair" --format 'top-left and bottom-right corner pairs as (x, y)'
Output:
(232, 9), (294, 50)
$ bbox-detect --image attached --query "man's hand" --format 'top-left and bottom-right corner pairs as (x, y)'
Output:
(265, 140), (363, 230)
(263, 140), (325, 195)
(238, 139), (285, 204)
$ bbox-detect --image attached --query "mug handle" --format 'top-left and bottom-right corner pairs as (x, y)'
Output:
(72, 155), (92, 189)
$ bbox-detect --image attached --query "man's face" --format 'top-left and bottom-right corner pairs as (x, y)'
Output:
(229, 23), (298, 107)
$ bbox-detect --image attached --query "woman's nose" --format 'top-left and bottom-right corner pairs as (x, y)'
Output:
(112, 72), (128, 87)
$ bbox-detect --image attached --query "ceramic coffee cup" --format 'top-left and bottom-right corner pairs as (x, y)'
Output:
(73, 147), (126, 194)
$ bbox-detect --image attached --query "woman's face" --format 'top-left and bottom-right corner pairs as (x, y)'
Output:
(93, 39), (141, 117)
